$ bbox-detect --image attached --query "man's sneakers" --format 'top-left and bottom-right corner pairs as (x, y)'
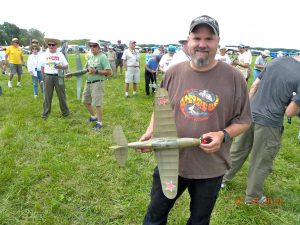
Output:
(93, 122), (103, 130)
(89, 116), (98, 122)
(125, 92), (137, 97)
(244, 196), (266, 205)
(8, 81), (22, 88)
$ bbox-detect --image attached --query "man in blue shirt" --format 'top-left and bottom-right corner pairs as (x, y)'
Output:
(144, 55), (161, 95)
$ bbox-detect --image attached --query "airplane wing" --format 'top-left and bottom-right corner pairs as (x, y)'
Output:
(153, 88), (179, 199)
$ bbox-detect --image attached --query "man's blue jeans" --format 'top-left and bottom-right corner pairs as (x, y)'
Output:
(32, 70), (44, 95)
(143, 167), (223, 225)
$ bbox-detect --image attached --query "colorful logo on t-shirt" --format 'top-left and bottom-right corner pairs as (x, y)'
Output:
(180, 89), (219, 121)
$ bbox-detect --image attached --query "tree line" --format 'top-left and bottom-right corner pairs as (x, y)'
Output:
(0, 22), (45, 46)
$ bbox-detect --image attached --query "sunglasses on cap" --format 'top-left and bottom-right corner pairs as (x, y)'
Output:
(48, 43), (56, 47)
(89, 44), (99, 48)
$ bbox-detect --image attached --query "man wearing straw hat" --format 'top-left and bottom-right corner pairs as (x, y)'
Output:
(39, 37), (70, 119)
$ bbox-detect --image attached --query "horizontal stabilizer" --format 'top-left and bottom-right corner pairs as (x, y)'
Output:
(112, 125), (128, 166)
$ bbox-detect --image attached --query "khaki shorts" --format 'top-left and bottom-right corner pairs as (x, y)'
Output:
(125, 67), (140, 83)
(9, 64), (23, 75)
(82, 81), (104, 107)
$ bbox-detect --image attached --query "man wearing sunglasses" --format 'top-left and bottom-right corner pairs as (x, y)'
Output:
(39, 37), (70, 119)
(5, 38), (25, 88)
(83, 40), (111, 130)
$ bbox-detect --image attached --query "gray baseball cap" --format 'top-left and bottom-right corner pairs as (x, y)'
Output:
(189, 15), (219, 36)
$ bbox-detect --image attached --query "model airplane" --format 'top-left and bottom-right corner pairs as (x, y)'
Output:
(65, 69), (88, 77)
(110, 88), (210, 199)
(75, 46), (83, 100)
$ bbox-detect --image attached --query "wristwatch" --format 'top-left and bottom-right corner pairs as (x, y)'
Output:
(222, 129), (230, 143)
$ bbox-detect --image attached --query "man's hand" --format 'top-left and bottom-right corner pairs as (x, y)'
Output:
(87, 67), (97, 74)
(55, 64), (64, 70)
(65, 72), (72, 79)
(136, 132), (153, 153)
(200, 131), (224, 154)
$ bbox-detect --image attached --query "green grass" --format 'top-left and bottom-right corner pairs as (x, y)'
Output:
(0, 54), (299, 224)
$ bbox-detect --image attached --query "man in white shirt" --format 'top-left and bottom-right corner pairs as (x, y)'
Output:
(169, 39), (190, 67)
(39, 37), (69, 119)
(122, 40), (140, 97)
(215, 46), (231, 64)
(232, 44), (251, 81)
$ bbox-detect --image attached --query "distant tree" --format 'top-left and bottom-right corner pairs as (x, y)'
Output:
(68, 39), (89, 46)
(19, 28), (29, 46)
(0, 22), (45, 46)
(0, 22), (21, 45)
(27, 28), (45, 45)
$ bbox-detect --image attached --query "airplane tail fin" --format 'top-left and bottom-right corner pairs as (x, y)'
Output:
(109, 125), (128, 166)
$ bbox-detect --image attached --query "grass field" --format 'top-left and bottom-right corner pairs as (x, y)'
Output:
(0, 53), (299, 224)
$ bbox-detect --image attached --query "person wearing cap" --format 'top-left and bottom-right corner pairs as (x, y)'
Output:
(83, 39), (111, 130)
(31, 39), (39, 46)
(153, 45), (164, 56)
(39, 37), (70, 119)
(222, 55), (300, 204)
(231, 44), (251, 81)
(215, 45), (231, 64)
(144, 54), (161, 95)
(115, 40), (125, 76)
(253, 49), (270, 81)
(107, 46), (117, 78)
(122, 40), (140, 97)
(169, 39), (191, 67)
(159, 45), (176, 74)
(277, 51), (284, 58)
(27, 44), (44, 98)
(145, 48), (153, 64)
(5, 38), (25, 88)
(139, 15), (251, 224)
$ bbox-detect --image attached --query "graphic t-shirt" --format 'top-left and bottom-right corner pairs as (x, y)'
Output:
(161, 61), (252, 179)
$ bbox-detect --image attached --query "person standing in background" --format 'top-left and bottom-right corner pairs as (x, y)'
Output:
(253, 50), (270, 81)
(231, 44), (251, 81)
(5, 38), (25, 88)
(122, 40), (140, 97)
(215, 46), (231, 64)
(27, 44), (44, 98)
(82, 40), (111, 130)
(115, 40), (125, 76)
(169, 39), (191, 67)
(107, 46), (117, 78)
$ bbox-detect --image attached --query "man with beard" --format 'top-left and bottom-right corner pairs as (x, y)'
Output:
(139, 15), (252, 224)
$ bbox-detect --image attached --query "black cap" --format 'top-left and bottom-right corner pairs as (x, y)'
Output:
(189, 15), (219, 36)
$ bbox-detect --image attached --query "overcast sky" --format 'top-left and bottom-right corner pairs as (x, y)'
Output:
(1, 0), (299, 49)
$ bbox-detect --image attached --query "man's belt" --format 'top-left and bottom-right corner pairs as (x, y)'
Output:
(86, 80), (102, 84)
(45, 73), (60, 77)
(127, 66), (139, 68)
